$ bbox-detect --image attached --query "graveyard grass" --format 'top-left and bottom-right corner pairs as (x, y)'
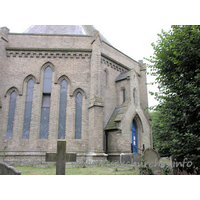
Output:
(14, 165), (140, 175)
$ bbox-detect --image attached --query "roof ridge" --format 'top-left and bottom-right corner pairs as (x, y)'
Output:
(24, 25), (86, 35)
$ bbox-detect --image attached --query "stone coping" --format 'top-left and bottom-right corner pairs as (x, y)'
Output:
(120, 153), (141, 156)
(77, 153), (108, 157)
(9, 32), (92, 37)
(6, 47), (92, 52)
(107, 153), (122, 156)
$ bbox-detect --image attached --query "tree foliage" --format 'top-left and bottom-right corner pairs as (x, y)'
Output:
(147, 25), (200, 174)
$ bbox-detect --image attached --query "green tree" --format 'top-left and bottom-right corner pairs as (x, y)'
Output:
(150, 111), (171, 157)
(147, 25), (200, 174)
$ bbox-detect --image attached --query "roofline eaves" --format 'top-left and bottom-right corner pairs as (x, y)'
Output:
(8, 32), (93, 37)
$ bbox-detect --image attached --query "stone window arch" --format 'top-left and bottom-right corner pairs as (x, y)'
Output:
(22, 74), (36, 95)
(72, 87), (87, 99)
(38, 62), (56, 84)
(5, 87), (20, 97)
(57, 75), (71, 85)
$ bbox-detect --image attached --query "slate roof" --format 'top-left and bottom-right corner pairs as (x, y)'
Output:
(24, 25), (111, 45)
(104, 100), (130, 131)
(104, 107), (121, 130)
(115, 71), (130, 82)
(114, 100), (130, 122)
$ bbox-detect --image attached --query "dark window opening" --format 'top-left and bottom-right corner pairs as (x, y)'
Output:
(133, 89), (136, 104)
(123, 88), (125, 103)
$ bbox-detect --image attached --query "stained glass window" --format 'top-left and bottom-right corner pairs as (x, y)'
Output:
(6, 91), (17, 139)
(75, 92), (82, 139)
(22, 79), (34, 139)
(40, 67), (52, 139)
(58, 80), (67, 139)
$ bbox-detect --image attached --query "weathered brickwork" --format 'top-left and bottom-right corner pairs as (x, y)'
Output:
(0, 26), (152, 165)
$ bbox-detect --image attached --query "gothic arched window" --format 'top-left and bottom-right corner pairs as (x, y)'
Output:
(6, 91), (17, 139)
(22, 79), (34, 139)
(75, 92), (82, 139)
(58, 80), (67, 139)
(40, 66), (52, 139)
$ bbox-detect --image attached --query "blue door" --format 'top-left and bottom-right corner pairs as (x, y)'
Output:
(132, 122), (137, 153)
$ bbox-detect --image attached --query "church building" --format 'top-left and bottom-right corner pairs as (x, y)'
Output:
(0, 25), (152, 165)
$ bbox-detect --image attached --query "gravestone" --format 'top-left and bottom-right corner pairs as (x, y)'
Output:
(143, 148), (161, 174)
(45, 140), (76, 175)
(132, 153), (141, 163)
(120, 153), (141, 165)
(0, 162), (21, 175)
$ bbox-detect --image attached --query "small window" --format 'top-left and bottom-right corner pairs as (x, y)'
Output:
(133, 89), (136, 104)
(123, 88), (125, 103)
(104, 69), (108, 86)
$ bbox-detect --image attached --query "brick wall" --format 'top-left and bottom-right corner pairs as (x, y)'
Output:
(0, 30), (152, 165)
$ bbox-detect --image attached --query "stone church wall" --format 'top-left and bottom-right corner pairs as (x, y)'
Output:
(0, 33), (93, 156)
(0, 28), (152, 165)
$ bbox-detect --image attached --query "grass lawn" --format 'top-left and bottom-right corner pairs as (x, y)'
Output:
(14, 165), (140, 175)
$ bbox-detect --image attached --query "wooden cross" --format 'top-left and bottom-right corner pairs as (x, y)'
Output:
(45, 140), (76, 175)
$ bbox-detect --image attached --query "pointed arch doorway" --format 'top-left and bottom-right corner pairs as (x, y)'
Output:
(132, 121), (138, 153)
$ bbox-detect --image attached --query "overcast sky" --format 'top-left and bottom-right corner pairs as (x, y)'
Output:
(0, 0), (197, 108)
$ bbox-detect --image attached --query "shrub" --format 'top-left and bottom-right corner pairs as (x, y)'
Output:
(139, 163), (154, 175)
(161, 164), (171, 175)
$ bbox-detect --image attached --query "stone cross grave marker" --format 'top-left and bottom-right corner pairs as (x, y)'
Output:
(143, 148), (161, 174)
(46, 140), (76, 175)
